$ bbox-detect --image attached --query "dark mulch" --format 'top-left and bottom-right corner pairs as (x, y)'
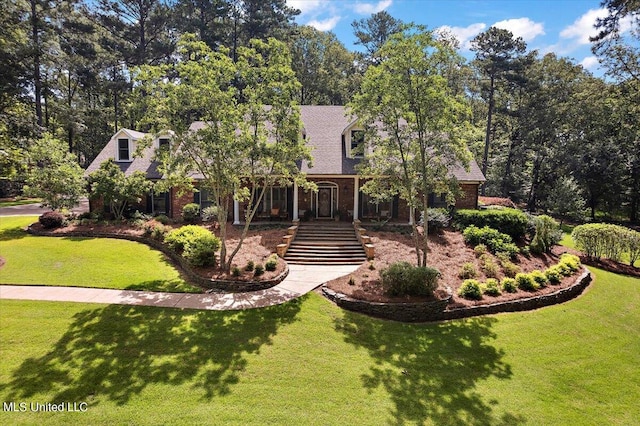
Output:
(581, 257), (640, 278)
(326, 228), (583, 306)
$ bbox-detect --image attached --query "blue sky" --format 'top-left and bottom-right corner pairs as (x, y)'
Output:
(286, 0), (616, 74)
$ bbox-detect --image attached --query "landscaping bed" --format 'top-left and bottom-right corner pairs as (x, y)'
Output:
(27, 220), (288, 289)
(325, 228), (583, 308)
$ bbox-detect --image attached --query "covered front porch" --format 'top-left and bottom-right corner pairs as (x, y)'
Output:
(232, 176), (415, 225)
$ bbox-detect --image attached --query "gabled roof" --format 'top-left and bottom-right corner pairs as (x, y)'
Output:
(84, 128), (163, 179)
(84, 108), (486, 183)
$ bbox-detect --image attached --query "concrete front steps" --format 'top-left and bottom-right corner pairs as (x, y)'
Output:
(284, 223), (367, 265)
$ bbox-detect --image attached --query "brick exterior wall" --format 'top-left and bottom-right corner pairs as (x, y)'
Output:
(171, 188), (194, 219)
(455, 184), (479, 209)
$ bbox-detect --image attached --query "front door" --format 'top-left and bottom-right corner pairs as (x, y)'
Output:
(318, 188), (332, 218)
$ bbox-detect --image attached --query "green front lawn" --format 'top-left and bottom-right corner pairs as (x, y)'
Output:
(1, 267), (638, 425)
(0, 198), (41, 208)
(0, 216), (199, 293)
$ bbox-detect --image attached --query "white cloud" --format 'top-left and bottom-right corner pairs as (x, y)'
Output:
(580, 56), (600, 70)
(307, 16), (341, 32)
(286, 0), (325, 15)
(436, 23), (487, 50)
(354, 0), (393, 15)
(560, 8), (609, 44)
(493, 17), (545, 42)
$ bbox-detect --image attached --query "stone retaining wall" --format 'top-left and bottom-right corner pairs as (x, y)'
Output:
(322, 269), (592, 322)
(28, 226), (288, 293)
(322, 287), (453, 322)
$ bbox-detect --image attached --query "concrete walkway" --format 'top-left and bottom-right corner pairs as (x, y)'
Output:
(0, 264), (360, 311)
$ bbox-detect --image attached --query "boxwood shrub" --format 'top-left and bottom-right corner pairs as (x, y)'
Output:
(454, 208), (529, 239)
(515, 273), (539, 291)
(482, 278), (502, 296)
(164, 225), (220, 267)
(501, 277), (518, 293)
(458, 279), (483, 300)
(381, 261), (440, 297)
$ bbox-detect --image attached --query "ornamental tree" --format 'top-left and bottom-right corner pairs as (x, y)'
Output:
(133, 34), (311, 271)
(23, 134), (86, 211)
(349, 26), (472, 266)
(88, 158), (152, 220)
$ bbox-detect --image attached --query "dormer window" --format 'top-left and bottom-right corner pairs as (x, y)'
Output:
(158, 138), (170, 151)
(117, 138), (130, 161)
(350, 130), (365, 158)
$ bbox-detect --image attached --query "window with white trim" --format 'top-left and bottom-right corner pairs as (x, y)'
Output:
(117, 138), (130, 161)
(158, 138), (170, 151)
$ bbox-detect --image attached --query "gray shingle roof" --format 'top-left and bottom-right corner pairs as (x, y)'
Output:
(84, 129), (162, 179)
(84, 107), (485, 183)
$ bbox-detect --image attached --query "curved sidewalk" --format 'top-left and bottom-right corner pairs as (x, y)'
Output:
(0, 264), (360, 311)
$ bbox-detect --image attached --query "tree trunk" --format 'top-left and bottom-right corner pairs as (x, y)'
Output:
(30, 0), (43, 127)
(481, 74), (495, 196)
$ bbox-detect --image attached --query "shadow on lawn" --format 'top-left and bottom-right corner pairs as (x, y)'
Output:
(1, 296), (305, 405)
(335, 313), (526, 426)
(0, 226), (29, 241)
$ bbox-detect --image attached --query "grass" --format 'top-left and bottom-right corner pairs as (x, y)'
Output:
(0, 216), (200, 293)
(0, 198), (41, 208)
(0, 266), (638, 425)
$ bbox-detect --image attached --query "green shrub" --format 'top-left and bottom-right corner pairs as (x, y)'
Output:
(201, 206), (219, 222)
(39, 211), (64, 229)
(245, 260), (255, 272)
(182, 203), (201, 223)
(265, 257), (278, 272)
(501, 277), (518, 293)
(530, 270), (549, 288)
(458, 262), (478, 279)
(555, 262), (573, 276)
(154, 214), (170, 225)
(231, 266), (241, 277)
(481, 257), (500, 278)
(458, 279), (483, 300)
(183, 234), (218, 267)
(482, 278), (501, 296)
(474, 244), (488, 257)
(545, 266), (563, 284)
(380, 261), (440, 297)
(420, 208), (451, 233)
(571, 223), (640, 264)
(515, 273), (539, 291)
(463, 225), (519, 258)
(560, 253), (581, 272)
(165, 225), (217, 252)
(454, 208), (529, 239)
(501, 261), (521, 278)
(151, 224), (169, 241)
(530, 215), (562, 254)
(254, 264), (264, 277)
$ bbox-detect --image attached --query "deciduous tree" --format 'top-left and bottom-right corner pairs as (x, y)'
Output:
(349, 27), (471, 266)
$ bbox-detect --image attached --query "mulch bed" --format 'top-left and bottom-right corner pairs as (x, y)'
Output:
(27, 221), (289, 283)
(580, 257), (640, 278)
(325, 228), (585, 307)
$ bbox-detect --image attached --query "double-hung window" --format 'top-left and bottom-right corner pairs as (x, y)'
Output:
(117, 138), (130, 161)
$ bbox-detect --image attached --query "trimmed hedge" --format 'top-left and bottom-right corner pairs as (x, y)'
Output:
(454, 208), (529, 239)
(571, 223), (640, 265)
(165, 225), (220, 267)
(381, 261), (440, 297)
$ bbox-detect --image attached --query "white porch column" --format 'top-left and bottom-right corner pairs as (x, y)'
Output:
(293, 181), (299, 221)
(409, 207), (415, 225)
(233, 197), (240, 225)
(353, 176), (359, 221)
